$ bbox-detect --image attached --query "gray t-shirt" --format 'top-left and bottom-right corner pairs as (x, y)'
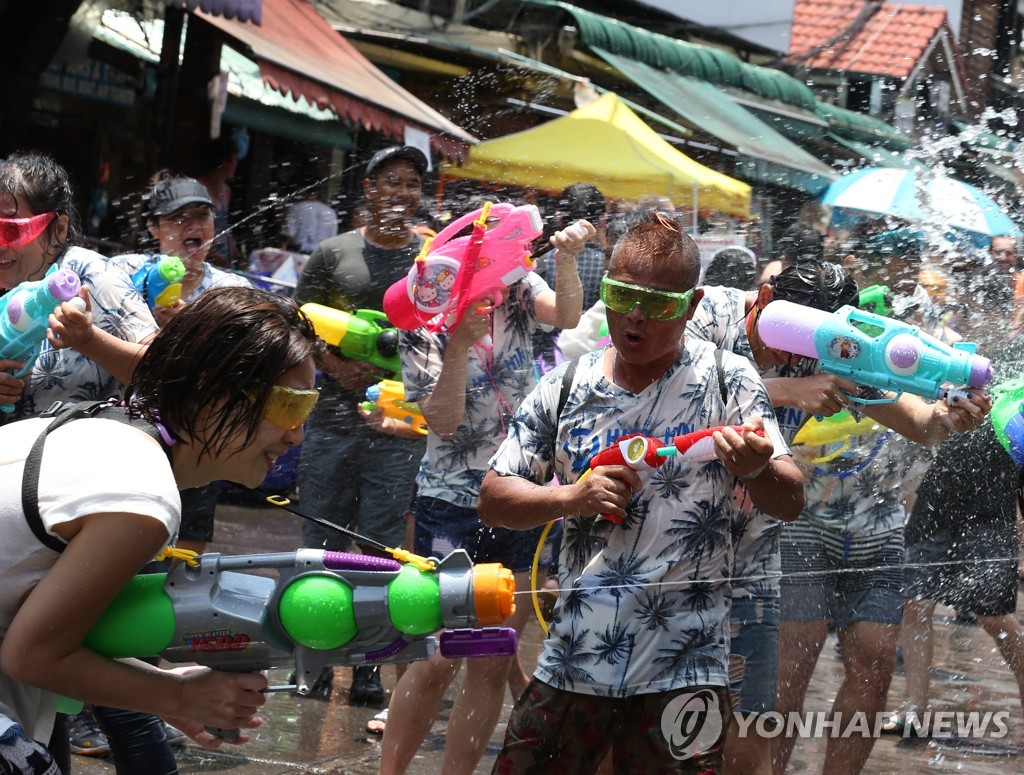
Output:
(295, 229), (423, 437)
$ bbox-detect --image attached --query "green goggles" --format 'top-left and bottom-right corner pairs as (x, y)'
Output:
(599, 274), (696, 321)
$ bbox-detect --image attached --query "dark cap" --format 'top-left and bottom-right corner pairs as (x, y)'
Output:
(148, 178), (214, 219)
(364, 146), (428, 180)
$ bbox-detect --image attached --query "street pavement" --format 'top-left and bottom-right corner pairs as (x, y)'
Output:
(70, 496), (1024, 774)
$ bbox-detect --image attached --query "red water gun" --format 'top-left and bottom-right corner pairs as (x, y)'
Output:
(583, 427), (765, 524)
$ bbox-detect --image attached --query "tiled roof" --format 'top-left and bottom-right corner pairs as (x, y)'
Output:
(788, 0), (949, 78)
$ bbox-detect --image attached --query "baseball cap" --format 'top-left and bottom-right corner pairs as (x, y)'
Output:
(364, 146), (428, 180)
(148, 178), (214, 219)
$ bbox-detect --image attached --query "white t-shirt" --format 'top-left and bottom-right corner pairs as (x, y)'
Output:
(0, 416), (180, 743)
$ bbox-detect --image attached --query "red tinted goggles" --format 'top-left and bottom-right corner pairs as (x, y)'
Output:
(0, 212), (57, 248)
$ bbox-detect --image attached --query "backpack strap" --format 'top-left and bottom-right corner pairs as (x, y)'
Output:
(22, 401), (170, 554)
(551, 359), (578, 461)
(556, 359), (577, 422)
(714, 347), (728, 405)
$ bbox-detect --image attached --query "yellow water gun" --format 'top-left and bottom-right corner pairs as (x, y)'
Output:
(792, 411), (886, 464)
(360, 379), (428, 436)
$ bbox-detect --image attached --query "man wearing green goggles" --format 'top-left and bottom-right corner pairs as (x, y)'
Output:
(480, 211), (805, 773)
(599, 274), (697, 321)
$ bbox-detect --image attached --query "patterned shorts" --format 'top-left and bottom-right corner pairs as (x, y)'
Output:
(779, 521), (903, 630)
(492, 678), (727, 775)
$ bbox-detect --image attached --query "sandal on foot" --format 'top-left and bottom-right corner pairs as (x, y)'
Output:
(367, 708), (388, 736)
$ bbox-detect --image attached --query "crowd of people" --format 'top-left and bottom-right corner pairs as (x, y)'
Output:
(0, 144), (1019, 775)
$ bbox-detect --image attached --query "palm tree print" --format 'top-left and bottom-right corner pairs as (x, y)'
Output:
(593, 622), (634, 665)
(635, 590), (675, 632)
(659, 498), (730, 566)
(489, 337), (782, 696)
(545, 628), (599, 688)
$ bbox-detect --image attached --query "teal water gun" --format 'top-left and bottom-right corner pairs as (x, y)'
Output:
(300, 303), (401, 378)
(1, 266), (82, 413)
(131, 254), (186, 309)
(758, 299), (993, 405)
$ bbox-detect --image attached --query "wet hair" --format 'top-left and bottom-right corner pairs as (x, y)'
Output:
(705, 246), (759, 290)
(126, 287), (325, 460)
(557, 183), (606, 225)
(777, 223), (823, 264)
(609, 211), (700, 289)
(769, 260), (858, 313)
(0, 151), (82, 251)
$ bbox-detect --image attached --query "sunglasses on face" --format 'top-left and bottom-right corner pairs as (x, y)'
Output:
(0, 212), (56, 248)
(599, 274), (696, 321)
(259, 385), (320, 430)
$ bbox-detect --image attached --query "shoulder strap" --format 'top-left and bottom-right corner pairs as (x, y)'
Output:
(550, 359), (578, 460)
(22, 401), (170, 554)
(714, 347), (728, 405)
(556, 359), (577, 423)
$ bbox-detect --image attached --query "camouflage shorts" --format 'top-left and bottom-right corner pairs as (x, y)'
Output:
(492, 678), (728, 775)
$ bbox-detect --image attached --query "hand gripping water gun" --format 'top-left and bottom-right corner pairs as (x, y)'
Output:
(1, 266), (82, 413)
(300, 303), (401, 378)
(80, 548), (517, 736)
(757, 299), (993, 405)
(383, 201), (545, 335)
(583, 427), (766, 524)
(858, 284), (891, 317)
(360, 378), (428, 435)
(528, 426), (765, 632)
(792, 411), (887, 463)
(131, 254), (186, 309)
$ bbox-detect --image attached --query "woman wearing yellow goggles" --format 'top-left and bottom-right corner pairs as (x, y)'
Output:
(259, 385), (320, 431)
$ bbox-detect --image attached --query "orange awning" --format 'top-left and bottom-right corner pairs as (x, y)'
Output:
(198, 0), (475, 160)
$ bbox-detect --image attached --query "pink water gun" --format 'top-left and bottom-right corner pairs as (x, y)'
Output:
(383, 201), (545, 336)
(582, 427), (765, 524)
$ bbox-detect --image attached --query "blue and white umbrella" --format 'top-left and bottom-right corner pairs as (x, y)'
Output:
(821, 167), (1019, 239)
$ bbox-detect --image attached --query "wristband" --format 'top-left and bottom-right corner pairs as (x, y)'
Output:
(739, 462), (769, 481)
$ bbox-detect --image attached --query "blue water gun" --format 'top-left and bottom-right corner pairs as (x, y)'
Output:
(992, 378), (1024, 466)
(132, 254), (186, 309)
(757, 299), (993, 405)
(1, 266), (82, 413)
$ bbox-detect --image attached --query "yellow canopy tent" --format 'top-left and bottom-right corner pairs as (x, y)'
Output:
(440, 92), (751, 217)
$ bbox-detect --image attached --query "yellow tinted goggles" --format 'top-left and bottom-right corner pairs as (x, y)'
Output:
(260, 385), (319, 430)
(599, 275), (696, 321)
